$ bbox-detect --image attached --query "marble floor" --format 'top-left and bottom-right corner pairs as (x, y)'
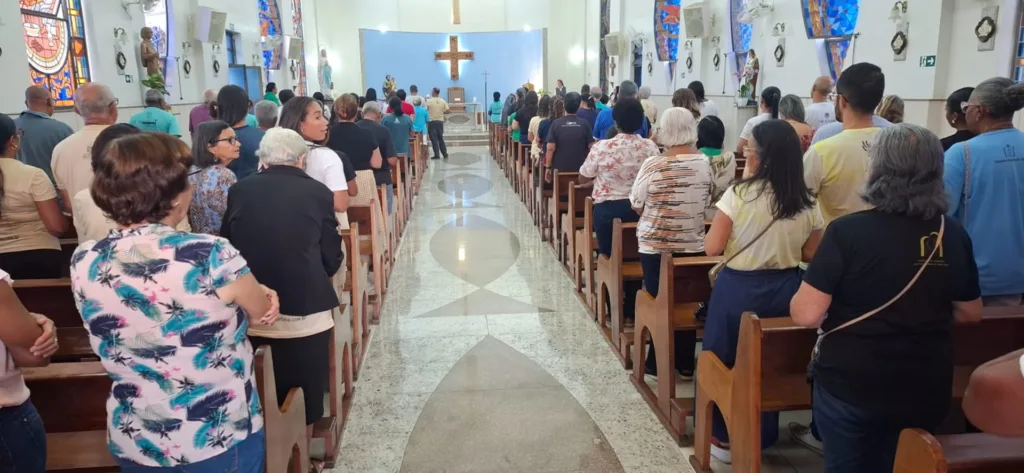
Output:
(331, 146), (825, 473)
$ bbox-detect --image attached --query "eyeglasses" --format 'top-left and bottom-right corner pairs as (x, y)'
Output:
(211, 136), (239, 145)
(960, 102), (977, 114)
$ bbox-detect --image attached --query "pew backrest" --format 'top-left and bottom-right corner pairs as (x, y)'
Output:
(24, 362), (109, 433)
(13, 278), (79, 328)
(893, 428), (1024, 473)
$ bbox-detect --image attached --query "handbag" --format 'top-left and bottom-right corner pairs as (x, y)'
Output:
(808, 216), (946, 378)
(708, 218), (779, 287)
(962, 143), (972, 223)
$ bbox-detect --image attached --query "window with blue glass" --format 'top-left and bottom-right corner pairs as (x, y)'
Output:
(801, 0), (859, 81)
(1015, 2), (1024, 82)
(730, 0), (753, 81)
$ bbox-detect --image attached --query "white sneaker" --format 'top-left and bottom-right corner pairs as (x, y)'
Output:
(710, 444), (732, 464)
(789, 422), (824, 455)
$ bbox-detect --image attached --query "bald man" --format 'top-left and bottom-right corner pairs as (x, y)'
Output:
(51, 82), (119, 210)
(805, 76), (837, 130)
(189, 88), (217, 136)
(14, 86), (72, 183)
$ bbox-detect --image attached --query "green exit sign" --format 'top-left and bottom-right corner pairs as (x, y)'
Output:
(920, 55), (937, 67)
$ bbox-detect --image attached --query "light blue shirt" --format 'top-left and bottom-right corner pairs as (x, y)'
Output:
(245, 114), (259, 128)
(14, 110), (72, 183)
(412, 106), (428, 133)
(810, 115), (891, 145)
(129, 107), (182, 136)
(944, 128), (1024, 297)
(592, 107), (649, 139)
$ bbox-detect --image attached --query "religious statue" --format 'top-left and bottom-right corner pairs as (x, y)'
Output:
(140, 27), (161, 78)
(383, 75), (397, 98)
(318, 49), (333, 94)
(523, 80), (535, 92)
(738, 49), (760, 105)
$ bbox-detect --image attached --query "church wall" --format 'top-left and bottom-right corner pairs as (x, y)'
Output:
(361, 30), (543, 105)
(547, 0), (589, 94)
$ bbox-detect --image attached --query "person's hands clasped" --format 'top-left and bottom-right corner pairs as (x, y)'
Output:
(259, 285), (281, 325)
(30, 313), (58, 358)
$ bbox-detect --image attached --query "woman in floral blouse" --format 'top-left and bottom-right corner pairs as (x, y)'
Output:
(70, 133), (279, 472)
(188, 121), (239, 236)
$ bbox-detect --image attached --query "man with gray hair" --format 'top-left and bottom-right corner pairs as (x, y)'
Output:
(591, 86), (607, 111)
(805, 76), (837, 130)
(129, 89), (181, 136)
(51, 82), (120, 209)
(189, 88), (217, 136)
(15, 85), (72, 183)
(358, 100), (398, 212)
(638, 85), (659, 127)
(253, 100), (279, 131)
(593, 80), (648, 139)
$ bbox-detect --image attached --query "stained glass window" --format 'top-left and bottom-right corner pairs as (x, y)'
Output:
(1014, 2), (1024, 82)
(143, 0), (170, 77)
(801, 0), (859, 81)
(730, 0), (753, 81)
(259, 0), (283, 72)
(291, 0), (306, 96)
(21, 0), (91, 108)
(654, 0), (681, 63)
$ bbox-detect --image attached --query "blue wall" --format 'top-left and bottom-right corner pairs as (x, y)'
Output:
(361, 30), (543, 108)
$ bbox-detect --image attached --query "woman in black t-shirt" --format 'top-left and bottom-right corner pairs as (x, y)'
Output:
(327, 94), (383, 173)
(511, 91), (538, 145)
(790, 124), (983, 473)
(941, 87), (976, 151)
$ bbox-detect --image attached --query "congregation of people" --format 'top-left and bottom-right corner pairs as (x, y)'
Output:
(0, 77), (452, 471)
(493, 64), (1024, 472)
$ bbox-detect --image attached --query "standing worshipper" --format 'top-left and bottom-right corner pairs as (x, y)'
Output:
(555, 80), (567, 98)
(780, 94), (815, 152)
(500, 91), (519, 128)
(366, 88), (385, 110)
(278, 97), (352, 215)
(876, 95), (905, 124)
(358, 101), (398, 214)
(577, 95), (598, 129)
(279, 89), (296, 106)
(671, 88), (703, 121)
(941, 87), (976, 151)
(543, 92), (594, 182)
(689, 81), (719, 118)
(189, 89), (217, 136)
(213, 85), (266, 180)
(639, 86), (659, 126)
(327, 96), (384, 200)
(592, 87), (608, 111)
(593, 81), (648, 139)
(696, 116), (737, 221)
(264, 82), (281, 105)
(529, 96), (551, 161)
(412, 96), (428, 137)
(253, 100), (279, 131)
(945, 77), (1024, 306)
(803, 63), (886, 225)
(188, 120), (240, 235)
(426, 88), (450, 160)
(805, 76), (837, 130)
(129, 89), (182, 136)
(387, 90), (416, 117)
(384, 96), (415, 163)
(51, 83), (118, 208)
(735, 86), (780, 159)
(489, 92), (504, 124)
(811, 71), (891, 145)
(407, 85), (420, 105)
(14, 85), (72, 184)
(511, 91), (539, 146)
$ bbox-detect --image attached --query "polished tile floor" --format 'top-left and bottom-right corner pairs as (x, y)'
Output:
(331, 146), (825, 473)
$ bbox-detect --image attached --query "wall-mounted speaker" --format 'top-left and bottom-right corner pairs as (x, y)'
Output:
(683, 2), (710, 39)
(194, 7), (227, 43)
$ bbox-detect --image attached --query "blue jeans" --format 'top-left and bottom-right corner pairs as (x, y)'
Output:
(0, 400), (46, 473)
(117, 428), (265, 473)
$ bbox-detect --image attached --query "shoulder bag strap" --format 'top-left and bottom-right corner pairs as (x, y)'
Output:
(822, 216), (946, 338)
(962, 143), (971, 223)
(723, 218), (778, 267)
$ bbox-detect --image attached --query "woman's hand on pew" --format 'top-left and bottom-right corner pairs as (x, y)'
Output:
(29, 313), (58, 358)
(259, 285), (280, 325)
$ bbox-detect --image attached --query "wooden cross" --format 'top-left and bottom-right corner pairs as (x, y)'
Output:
(435, 35), (474, 80)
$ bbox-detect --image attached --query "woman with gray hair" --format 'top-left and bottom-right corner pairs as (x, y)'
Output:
(779, 94), (814, 151)
(946, 77), (1024, 306)
(792, 123), (982, 473)
(639, 86), (659, 126)
(221, 128), (343, 466)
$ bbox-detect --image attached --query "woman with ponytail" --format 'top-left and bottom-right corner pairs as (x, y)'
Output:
(735, 86), (782, 159)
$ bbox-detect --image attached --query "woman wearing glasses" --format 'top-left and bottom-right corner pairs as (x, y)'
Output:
(189, 121), (240, 235)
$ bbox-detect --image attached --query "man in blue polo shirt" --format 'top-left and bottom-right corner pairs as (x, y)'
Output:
(129, 89), (182, 136)
(593, 81), (648, 139)
(14, 85), (72, 183)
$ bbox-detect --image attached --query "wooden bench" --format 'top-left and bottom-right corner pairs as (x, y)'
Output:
(689, 309), (1024, 473)
(256, 346), (310, 473)
(560, 182), (590, 273)
(13, 278), (78, 328)
(892, 428), (1024, 473)
(594, 219), (640, 368)
(390, 162), (407, 239)
(573, 197), (598, 313)
(630, 253), (721, 443)
(547, 171), (579, 254)
(377, 184), (397, 277)
(347, 205), (386, 322)
(341, 223), (371, 378)
(311, 294), (354, 468)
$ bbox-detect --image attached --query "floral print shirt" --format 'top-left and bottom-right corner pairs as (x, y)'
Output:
(69, 224), (263, 467)
(579, 134), (661, 204)
(188, 165), (237, 236)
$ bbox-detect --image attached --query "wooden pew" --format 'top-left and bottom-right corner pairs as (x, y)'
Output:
(390, 162), (407, 238)
(347, 206), (384, 323)
(341, 222), (371, 378)
(631, 253), (721, 444)
(14, 278), (78, 328)
(573, 197), (598, 313)
(893, 428), (1024, 473)
(689, 309), (1024, 473)
(594, 219), (640, 367)
(255, 346), (310, 473)
(311, 296), (354, 467)
(377, 184), (397, 275)
(560, 182), (590, 273)
(547, 171), (579, 253)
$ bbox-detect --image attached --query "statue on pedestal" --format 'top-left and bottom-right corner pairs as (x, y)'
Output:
(140, 27), (161, 78)
(383, 75), (397, 98)
(318, 49), (333, 94)
(738, 49), (760, 106)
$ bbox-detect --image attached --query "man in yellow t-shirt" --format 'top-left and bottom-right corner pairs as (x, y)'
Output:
(804, 62), (888, 226)
(425, 88), (449, 160)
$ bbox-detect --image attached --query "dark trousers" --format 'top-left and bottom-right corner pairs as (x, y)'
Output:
(0, 249), (64, 279)
(640, 252), (699, 375)
(249, 329), (332, 425)
(702, 267), (802, 447)
(0, 400), (46, 473)
(594, 199), (640, 318)
(428, 120), (448, 158)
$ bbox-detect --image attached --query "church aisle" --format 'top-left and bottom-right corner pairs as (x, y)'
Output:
(331, 145), (818, 473)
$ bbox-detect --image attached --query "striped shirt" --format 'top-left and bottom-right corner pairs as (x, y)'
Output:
(630, 154), (713, 254)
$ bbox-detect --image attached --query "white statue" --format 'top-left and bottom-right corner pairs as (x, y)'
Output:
(318, 49), (333, 94)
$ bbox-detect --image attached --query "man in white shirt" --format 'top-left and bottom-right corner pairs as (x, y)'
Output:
(406, 85), (419, 105)
(51, 83), (118, 212)
(805, 76), (837, 130)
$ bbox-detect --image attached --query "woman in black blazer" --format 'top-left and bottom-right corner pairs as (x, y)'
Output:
(221, 128), (343, 449)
